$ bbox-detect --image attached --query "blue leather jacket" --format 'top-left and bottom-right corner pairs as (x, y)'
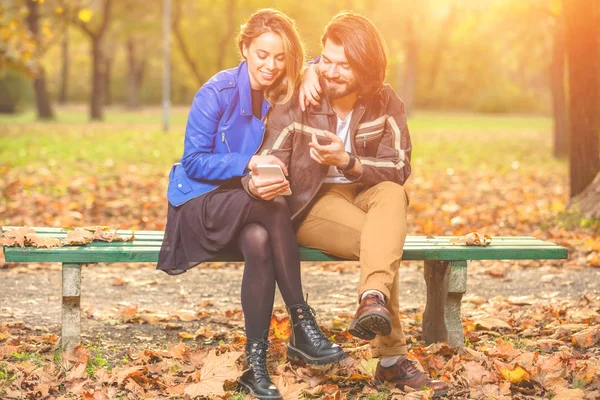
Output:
(167, 61), (272, 206)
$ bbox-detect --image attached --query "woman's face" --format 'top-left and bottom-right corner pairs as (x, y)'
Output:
(242, 31), (286, 90)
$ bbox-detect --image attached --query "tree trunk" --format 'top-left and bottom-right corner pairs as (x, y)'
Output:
(427, 3), (456, 91)
(126, 37), (138, 109)
(90, 37), (105, 120)
(172, 0), (205, 86)
(74, 0), (111, 121)
(563, 0), (600, 198)
(126, 36), (146, 109)
(216, 0), (236, 71)
(26, 0), (55, 120)
(104, 53), (112, 106)
(570, 171), (600, 219)
(59, 26), (69, 104)
(550, 17), (568, 159)
(33, 68), (54, 119)
(402, 17), (418, 115)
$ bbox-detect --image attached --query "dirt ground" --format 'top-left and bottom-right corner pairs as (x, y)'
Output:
(1, 258), (599, 361)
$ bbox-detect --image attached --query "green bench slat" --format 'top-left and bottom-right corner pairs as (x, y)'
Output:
(2, 227), (568, 263)
(3, 244), (567, 263)
(2, 240), (562, 248)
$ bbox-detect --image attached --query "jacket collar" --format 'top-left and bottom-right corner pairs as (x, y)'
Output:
(236, 61), (253, 117)
(308, 93), (366, 119)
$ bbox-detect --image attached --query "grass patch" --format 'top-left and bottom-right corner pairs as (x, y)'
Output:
(11, 350), (43, 366)
(86, 343), (112, 377)
(0, 106), (563, 178)
(553, 210), (600, 232)
(0, 362), (17, 390)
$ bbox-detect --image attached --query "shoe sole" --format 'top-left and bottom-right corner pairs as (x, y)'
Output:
(348, 319), (376, 340)
(349, 311), (392, 339)
(287, 344), (348, 365)
(237, 379), (283, 400)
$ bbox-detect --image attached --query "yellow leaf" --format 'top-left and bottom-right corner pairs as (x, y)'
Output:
(78, 9), (92, 23)
(500, 365), (529, 384)
(178, 332), (195, 340)
(55, 7), (63, 14)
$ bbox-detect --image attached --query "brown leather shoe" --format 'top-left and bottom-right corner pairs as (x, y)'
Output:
(375, 356), (450, 397)
(348, 293), (392, 340)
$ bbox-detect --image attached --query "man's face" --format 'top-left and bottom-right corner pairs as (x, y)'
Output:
(317, 39), (358, 100)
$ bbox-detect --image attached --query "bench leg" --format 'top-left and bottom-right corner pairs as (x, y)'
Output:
(62, 263), (82, 355)
(422, 260), (467, 348)
(445, 261), (467, 348)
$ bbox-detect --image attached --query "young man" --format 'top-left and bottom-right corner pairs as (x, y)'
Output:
(244, 12), (449, 397)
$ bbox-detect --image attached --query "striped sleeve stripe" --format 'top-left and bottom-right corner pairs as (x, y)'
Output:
(386, 116), (405, 161)
(360, 158), (405, 170)
(263, 122), (297, 155)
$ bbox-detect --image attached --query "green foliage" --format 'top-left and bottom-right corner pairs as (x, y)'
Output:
(0, 70), (33, 113)
(11, 350), (43, 366)
(85, 343), (112, 377)
(0, 362), (17, 389)
(226, 394), (247, 400)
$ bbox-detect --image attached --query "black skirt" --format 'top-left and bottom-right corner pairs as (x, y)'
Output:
(157, 179), (254, 275)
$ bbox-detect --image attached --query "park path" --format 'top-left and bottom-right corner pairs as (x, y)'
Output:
(1, 259), (598, 355)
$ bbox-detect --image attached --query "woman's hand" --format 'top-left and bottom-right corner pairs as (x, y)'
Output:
(247, 155), (290, 200)
(299, 64), (322, 112)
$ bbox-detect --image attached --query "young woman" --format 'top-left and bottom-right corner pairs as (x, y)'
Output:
(157, 9), (345, 400)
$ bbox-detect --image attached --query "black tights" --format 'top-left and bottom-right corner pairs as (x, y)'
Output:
(236, 197), (304, 340)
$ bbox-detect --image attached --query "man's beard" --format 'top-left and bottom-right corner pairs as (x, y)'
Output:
(320, 75), (358, 100)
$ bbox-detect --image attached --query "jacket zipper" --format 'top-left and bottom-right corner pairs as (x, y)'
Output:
(221, 132), (232, 153)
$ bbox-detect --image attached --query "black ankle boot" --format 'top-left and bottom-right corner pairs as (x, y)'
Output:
(237, 338), (282, 400)
(287, 302), (347, 365)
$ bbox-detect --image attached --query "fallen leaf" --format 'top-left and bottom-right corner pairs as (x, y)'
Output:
(270, 313), (291, 340)
(552, 388), (585, 400)
(474, 315), (512, 331)
(571, 328), (600, 349)
(451, 232), (492, 246)
(500, 365), (530, 384)
(183, 350), (242, 397)
(63, 229), (94, 245)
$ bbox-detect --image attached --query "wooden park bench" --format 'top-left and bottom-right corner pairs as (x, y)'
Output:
(2, 227), (567, 354)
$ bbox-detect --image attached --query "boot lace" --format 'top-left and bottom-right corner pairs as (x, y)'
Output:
(398, 357), (426, 380)
(247, 338), (273, 382)
(295, 303), (329, 345)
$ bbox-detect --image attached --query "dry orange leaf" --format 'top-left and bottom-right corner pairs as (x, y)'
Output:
(270, 313), (291, 340)
(571, 328), (600, 349)
(0, 227), (36, 247)
(183, 350), (242, 397)
(451, 232), (492, 246)
(64, 229), (94, 245)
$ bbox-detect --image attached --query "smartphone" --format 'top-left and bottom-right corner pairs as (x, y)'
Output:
(255, 164), (292, 196)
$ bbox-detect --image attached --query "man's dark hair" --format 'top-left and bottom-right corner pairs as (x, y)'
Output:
(321, 12), (388, 96)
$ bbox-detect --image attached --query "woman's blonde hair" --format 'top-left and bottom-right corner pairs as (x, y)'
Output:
(237, 8), (305, 104)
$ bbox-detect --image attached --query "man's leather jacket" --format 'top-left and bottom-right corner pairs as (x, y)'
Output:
(243, 85), (412, 222)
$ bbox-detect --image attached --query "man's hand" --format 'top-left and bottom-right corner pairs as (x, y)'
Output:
(247, 155), (290, 201)
(308, 131), (350, 167)
(299, 64), (321, 112)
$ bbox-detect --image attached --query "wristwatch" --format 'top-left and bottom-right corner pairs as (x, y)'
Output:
(337, 152), (356, 174)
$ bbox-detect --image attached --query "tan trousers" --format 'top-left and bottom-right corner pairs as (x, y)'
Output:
(296, 182), (409, 357)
